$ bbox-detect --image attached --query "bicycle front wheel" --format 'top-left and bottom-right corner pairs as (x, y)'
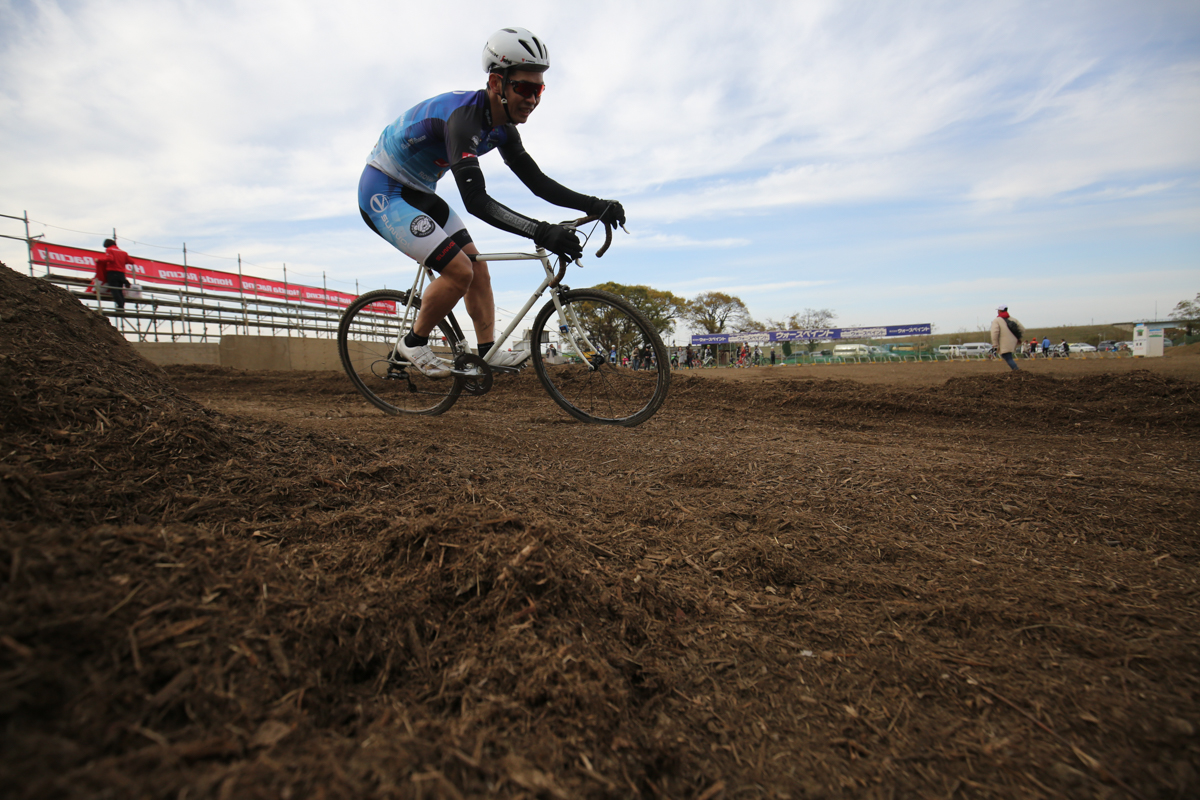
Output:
(531, 288), (671, 426)
(337, 289), (463, 416)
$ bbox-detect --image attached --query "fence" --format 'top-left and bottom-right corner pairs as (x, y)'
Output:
(1, 210), (361, 343)
(45, 272), (347, 343)
(673, 345), (1136, 368)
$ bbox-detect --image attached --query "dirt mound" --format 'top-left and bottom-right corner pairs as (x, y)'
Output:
(2, 262), (1198, 798)
(666, 369), (1199, 434)
(0, 265), (722, 797)
(1167, 341), (1200, 356)
(0, 264), (242, 524)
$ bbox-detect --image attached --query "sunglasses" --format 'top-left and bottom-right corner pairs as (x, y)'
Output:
(506, 79), (546, 99)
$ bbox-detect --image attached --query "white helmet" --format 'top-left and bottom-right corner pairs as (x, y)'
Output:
(482, 27), (549, 74)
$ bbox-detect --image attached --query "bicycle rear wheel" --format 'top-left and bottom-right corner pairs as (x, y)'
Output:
(530, 288), (670, 426)
(337, 289), (463, 415)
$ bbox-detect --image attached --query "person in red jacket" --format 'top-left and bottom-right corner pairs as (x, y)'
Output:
(93, 238), (133, 309)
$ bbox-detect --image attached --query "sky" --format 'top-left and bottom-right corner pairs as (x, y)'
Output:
(1, 0), (1198, 344)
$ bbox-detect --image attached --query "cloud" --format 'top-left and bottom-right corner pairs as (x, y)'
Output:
(1, 0), (1197, 336)
(619, 232), (749, 249)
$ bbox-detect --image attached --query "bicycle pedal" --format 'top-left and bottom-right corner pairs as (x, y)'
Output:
(454, 353), (494, 396)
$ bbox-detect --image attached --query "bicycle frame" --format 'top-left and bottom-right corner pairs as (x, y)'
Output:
(392, 245), (605, 370)
(339, 215), (670, 425)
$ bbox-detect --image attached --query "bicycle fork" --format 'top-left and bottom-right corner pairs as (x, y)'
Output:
(547, 288), (605, 369)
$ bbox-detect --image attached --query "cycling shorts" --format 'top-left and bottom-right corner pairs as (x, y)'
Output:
(358, 165), (472, 272)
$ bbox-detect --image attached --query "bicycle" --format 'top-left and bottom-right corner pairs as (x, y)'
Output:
(336, 217), (671, 427)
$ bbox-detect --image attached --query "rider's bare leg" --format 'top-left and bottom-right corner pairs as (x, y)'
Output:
(412, 244), (494, 342)
(460, 243), (495, 344)
(412, 249), (475, 338)
(411, 242), (504, 367)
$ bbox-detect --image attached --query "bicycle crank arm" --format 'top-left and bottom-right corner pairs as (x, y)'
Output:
(453, 354), (494, 396)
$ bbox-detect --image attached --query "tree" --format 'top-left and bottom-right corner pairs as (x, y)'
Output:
(565, 295), (655, 360)
(591, 282), (686, 342)
(737, 317), (767, 334)
(682, 292), (751, 334)
(767, 308), (837, 352)
(1169, 293), (1199, 336)
(768, 308), (837, 331)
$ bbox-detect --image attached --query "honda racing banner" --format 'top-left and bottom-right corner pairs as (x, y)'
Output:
(691, 323), (932, 345)
(31, 242), (364, 310)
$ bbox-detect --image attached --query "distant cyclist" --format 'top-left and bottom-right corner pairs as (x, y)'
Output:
(359, 27), (625, 377)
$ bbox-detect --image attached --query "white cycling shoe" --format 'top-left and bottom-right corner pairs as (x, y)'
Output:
(486, 349), (531, 369)
(396, 339), (453, 378)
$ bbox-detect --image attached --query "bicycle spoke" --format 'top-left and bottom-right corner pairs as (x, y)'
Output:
(531, 288), (670, 426)
(337, 289), (463, 416)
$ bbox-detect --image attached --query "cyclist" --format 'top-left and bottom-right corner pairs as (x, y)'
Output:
(358, 27), (625, 377)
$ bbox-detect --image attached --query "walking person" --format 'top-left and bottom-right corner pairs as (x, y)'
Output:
(990, 305), (1025, 372)
(92, 238), (134, 310)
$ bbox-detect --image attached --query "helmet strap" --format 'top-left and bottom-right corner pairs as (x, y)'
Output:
(495, 68), (516, 124)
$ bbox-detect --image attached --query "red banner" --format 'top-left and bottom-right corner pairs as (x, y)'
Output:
(31, 242), (364, 310)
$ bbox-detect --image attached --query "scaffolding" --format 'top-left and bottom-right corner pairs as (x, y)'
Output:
(4, 212), (357, 343)
(44, 273), (345, 343)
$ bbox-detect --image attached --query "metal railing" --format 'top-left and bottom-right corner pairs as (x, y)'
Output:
(44, 274), (346, 343)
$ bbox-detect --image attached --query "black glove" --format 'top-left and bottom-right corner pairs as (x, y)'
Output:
(588, 197), (626, 228)
(534, 221), (583, 262)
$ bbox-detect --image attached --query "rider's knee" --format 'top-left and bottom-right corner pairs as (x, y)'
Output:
(470, 259), (491, 289)
(441, 255), (475, 292)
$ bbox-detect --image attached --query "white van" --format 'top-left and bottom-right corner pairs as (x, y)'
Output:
(959, 342), (992, 356)
(937, 344), (961, 357)
(833, 344), (870, 358)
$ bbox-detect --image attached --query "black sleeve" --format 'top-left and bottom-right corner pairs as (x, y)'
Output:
(500, 127), (594, 212)
(450, 158), (540, 239)
(444, 100), (541, 239)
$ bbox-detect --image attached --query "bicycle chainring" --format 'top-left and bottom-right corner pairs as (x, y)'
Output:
(454, 354), (493, 396)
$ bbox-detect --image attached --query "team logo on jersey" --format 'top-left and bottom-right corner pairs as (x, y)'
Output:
(434, 158), (449, 168)
(410, 215), (435, 238)
(369, 194), (389, 213)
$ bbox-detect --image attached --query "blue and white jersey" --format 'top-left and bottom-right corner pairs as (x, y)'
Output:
(361, 88), (594, 247)
(367, 90), (525, 192)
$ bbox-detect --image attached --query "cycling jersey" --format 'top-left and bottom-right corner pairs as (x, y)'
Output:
(362, 89), (594, 266)
(369, 90), (515, 194)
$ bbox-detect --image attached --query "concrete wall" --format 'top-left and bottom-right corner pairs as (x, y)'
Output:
(218, 335), (344, 371)
(133, 342), (221, 366)
(131, 336), (456, 372)
(130, 337), (345, 371)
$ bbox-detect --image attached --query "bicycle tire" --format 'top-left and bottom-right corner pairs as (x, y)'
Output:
(530, 288), (670, 426)
(337, 289), (463, 416)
